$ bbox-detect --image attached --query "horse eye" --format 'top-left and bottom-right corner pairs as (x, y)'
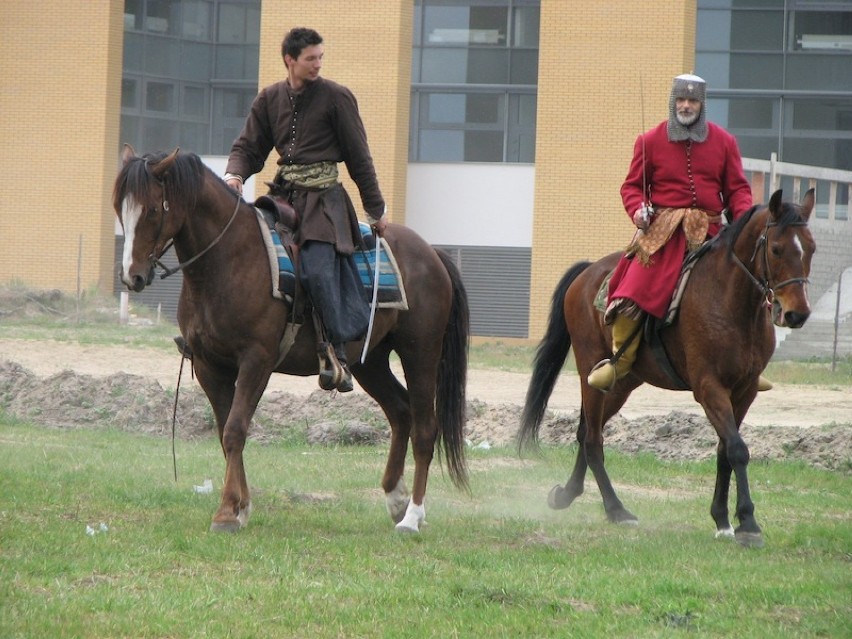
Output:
(770, 243), (782, 257)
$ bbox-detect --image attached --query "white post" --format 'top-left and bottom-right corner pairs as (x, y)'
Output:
(120, 291), (129, 325)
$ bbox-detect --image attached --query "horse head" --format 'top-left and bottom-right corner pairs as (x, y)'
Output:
(113, 144), (191, 292)
(763, 188), (816, 328)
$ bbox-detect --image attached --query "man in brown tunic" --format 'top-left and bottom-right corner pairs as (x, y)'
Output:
(224, 27), (388, 393)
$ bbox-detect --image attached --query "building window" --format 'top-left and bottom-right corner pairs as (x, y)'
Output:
(696, 0), (852, 172)
(410, 0), (539, 163)
(120, 0), (259, 156)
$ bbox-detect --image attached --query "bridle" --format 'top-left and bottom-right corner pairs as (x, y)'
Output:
(731, 216), (809, 307)
(141, 169), (242, 280)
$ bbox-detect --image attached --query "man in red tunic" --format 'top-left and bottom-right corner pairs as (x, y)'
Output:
(588, 73), (772, 392)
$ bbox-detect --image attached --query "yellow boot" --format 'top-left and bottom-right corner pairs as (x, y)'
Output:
(757, 375), (773, 391)
(587, 314), (643, 392)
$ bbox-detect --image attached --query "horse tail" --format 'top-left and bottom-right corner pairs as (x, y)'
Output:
(518, 261), (592, 453)
(434, 249), (470, 491)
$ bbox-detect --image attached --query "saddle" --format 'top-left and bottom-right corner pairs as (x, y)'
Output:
(596, 240), (716, 390)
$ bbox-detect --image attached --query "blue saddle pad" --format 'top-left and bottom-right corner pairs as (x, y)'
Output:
(271, 223), (406, 307)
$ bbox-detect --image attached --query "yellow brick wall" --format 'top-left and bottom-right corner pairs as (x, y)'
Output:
(0, 1), (124, 294)
(529, 0), (696, 337)
(256, 1), (412, 225)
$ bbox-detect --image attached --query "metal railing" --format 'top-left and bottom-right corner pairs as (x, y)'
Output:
(741, 154), (852, 366)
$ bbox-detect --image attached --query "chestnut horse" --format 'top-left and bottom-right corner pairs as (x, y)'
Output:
(519, 189), (815, 547)
(114, 146), (469, 533)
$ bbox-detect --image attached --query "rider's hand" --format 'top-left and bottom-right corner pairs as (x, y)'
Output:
(371, 216), (387, 237)
(632, 205), (653, 231)
(225, 178), (243, 195)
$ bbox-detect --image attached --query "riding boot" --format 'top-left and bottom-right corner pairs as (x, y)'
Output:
(174, 336), (192, 359)
(587, 313), (642, 392)
(334, 344), (354, 393)
(757, 375), (773, 391)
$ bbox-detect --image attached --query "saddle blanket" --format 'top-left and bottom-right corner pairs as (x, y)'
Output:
(254, 208), (409, 310)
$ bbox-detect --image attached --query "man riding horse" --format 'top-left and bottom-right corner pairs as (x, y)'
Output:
(588, 73), (773, 393)
(223, 27), (388, 393)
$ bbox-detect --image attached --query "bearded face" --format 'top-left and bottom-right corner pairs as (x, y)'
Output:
(676, 98), (702, 127)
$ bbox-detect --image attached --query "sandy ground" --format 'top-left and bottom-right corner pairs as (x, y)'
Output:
(1, 338), (849, 429)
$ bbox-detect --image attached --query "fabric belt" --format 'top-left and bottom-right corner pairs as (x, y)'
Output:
(628, 207), (723, 264)
(276, 161), (339, 189)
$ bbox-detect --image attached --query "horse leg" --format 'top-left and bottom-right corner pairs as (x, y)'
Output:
(710, 438), (735, 539)
(698, 389), (763, 547)
(548, 411), (588, 509)
(580, 383), (639, 524)
(197, 356), (272, 533)
(352, 352), (414, 526)
(389, 353), (445, 533)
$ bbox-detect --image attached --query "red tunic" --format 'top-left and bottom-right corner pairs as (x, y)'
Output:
(608, 121), (753, 318)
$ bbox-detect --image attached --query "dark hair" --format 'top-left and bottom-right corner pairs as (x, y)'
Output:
(281, 27), (323, 62)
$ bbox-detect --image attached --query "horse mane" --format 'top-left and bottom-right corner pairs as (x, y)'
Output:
(714, 196), (806, 254)
(113, 149), (208, 213)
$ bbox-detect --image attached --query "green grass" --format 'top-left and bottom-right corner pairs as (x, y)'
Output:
(1, 419), (849, 638)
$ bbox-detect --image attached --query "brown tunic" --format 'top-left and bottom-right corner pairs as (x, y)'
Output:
(226, 77), (385, 253)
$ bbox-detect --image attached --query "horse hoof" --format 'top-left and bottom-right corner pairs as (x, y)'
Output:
(714, 526), (735, 540)
(210, 519), (241, 534)
(608, 509), (639, 525)
(547, 485), (576, 510)
(394, 521), (420, 534)
(735, 530), (764, 549)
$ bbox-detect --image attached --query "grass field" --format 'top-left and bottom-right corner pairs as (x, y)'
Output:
(1, 417), (849, 639)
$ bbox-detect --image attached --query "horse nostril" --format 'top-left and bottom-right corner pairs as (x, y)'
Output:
(785, 310), (810, 329)
(131, 274), (147, 293)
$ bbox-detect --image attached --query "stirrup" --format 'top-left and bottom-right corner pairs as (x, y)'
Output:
(587, 358), (617, 393)
(317, 342), (344, 391)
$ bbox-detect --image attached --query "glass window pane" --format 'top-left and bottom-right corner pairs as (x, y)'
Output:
(121, 78), (138, 110)
(218, 3), (245, 43)
(183, 85), (208, 118)
(464, 130), (503, 162)
(728, 98), (774, 129)
(179, 121), (209, 154)
(181, 1), (211, 40)
(420, 130), (464, 162)
(145, 36), (180, 75)
(792, 99), (852, 132)
(146, 0), (179, 36)
(467, 48), (508, 83)
(729, 53), (783, 89)
(216, 44), (246, 79)
(180, 41), (212, 79)
(142, 117), (178, 152)
(786, 54), (852, 91)
(428, 93), (466, 124)
(146, 82), (175, 113)
(791, 10), (852, 52)
(510, 49), (538, 84)
(695, 52), (731, 88)
(466, 93), (501, 124)
(697, 9), (731, 52)
(125, 0), (143, 30)
(422, 48), (469, 83)
(730, 10), (784, 50)
(513, 6), (540, 47)
(245, 6), (261, 45)
(124, 32), (144, 72)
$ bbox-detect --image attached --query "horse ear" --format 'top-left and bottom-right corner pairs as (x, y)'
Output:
(799, 188), (815, 221)
(121, 143), (137, 166)
(150, 147), (180, 179)
(768, 189), (783, 217)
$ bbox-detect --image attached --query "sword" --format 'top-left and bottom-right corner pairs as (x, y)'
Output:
(360, 233), (381, 364)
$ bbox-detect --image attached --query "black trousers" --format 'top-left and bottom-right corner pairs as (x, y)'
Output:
(299, 240), (370, 348)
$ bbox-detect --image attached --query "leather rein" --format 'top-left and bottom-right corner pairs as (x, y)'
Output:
(731, 217), (809, 307)
(147, 180), (242, 280)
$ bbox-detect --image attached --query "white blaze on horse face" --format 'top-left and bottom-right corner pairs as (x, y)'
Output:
(121, 195), (143, 284)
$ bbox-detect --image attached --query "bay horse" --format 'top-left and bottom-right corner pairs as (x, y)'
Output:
(519, 189), (815, 547)
(114, 145), (469, 534)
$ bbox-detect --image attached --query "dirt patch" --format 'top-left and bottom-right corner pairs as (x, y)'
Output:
(1, 340), (849, 472)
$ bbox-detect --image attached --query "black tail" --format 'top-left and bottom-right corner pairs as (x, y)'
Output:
(518, 261), (592, 453)
(435, 249), (470, 491)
